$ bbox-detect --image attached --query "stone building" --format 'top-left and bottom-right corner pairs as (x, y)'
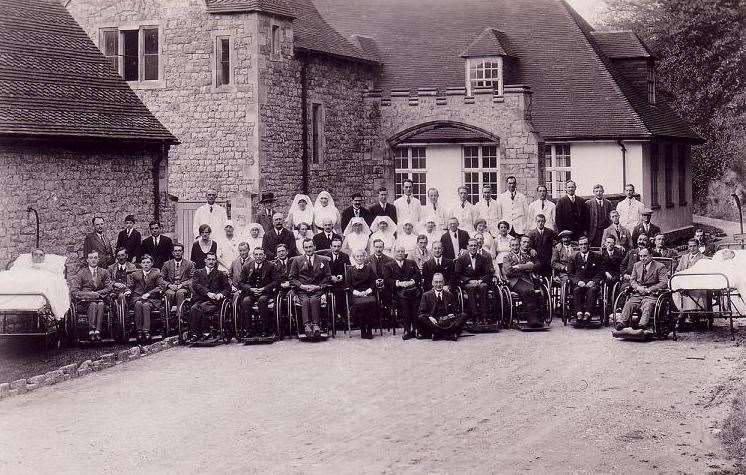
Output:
(0, 0), (176, 267)
(66, 0), (702, 239)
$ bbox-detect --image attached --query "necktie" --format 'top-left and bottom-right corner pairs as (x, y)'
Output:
(641, 264), (647, 282)
(541, 200), (545, 210)
(433, 203), (436, 210)
(461, 203), (465, 209)
(355, 209), (359, 217)
(327, 233), (331, 241)
(511, 192), (515, 200)
(155, 237), (159, 247)
(99, 234), (105, 244)
(127, 229), (131, 238)
(453, 232), (457, 240)
(486, 201), (490, 208)
(92, 268), (97, 280)
(176, 261), (180, 272)
(120, 265), (125, 272)
(436, 258), (440, 266)
(209, 205), (213, 213)
(437, 292), (442, 303)
(407, 197), (411, 205)
(307, 257), (312, 267)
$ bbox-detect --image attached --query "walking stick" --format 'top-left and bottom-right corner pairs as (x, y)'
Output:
(732, 193), (743, 249)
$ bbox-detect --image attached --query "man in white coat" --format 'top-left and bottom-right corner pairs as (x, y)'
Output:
(451, 186), (477, 234)
(497, 175), (529, 235)
(616, 183), (644, 232)
(474, 184), (501, 234)
(394, 178), (422, 231)
(528, 184), (556, 231)
(192, 188), (228, 239)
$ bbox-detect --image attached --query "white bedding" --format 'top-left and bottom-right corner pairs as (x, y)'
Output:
(671, 250), (746, 314)
(0, 254), (70, 320)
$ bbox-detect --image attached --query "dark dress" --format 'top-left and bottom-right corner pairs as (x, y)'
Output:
(348, 264), (378, 336)
(190, 240), (218, 269)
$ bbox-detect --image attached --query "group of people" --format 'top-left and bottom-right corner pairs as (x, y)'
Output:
(66, 177), (716, 342)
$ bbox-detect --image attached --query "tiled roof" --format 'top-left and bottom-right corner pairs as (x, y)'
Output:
(399, 124), (495, 144)
(312, 0), (701, 142)
(204, 0), (295, 18)
(590, 31), (652, 59)
(0, 0), (176, 143)
(460, 28), (512, 58)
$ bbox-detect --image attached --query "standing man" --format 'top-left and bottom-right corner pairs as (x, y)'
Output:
(422, 241), (454, 291)
(140, 221), (174, 269)
(631, 209), (661, 246)
(586, 184), (613, 247)
(602, 210), (632, 250)
(528, 185), (556, 231)
(474, 184), (501, 234)
(289, 239), (332, 338)
(256, 192), (277, 234)
(192, 188), (228, 240)
(454, 239), (495, 323)
(440, 217), (470, 260)
(393, 179), (422, 231)
(451, 186), (478, 234)
(616, 184), (644, 232)
(312, 217), (343, 251)
(386, 247), (422, 340)
(70, 251), (112, 341)
(422, 187), (447, 231)
(161, 243), (195, 311)
(115, 215), (141, 264)
(368, 187), (397, 224)
(83, 216), (115, 269)
(187, 253), (230, 342)
(262, 212), (298, 259)
(239, 247), (280, 339)
(526, 214), (556, 278)
(341, 193), (373, 231)
(497, 176), (530, 236)
(555, 180), (587, 241)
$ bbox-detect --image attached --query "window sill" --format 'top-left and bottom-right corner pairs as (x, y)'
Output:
(210, 84), (237, 93)
(128, 80), (165, 90)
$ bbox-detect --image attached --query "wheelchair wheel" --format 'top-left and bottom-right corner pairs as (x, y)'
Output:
(177, 299), (191, 343)
(653, 291), (676, 340)
(219, 299), (234, 343)
(541, 283), (553, 326)
(560, 280), (569, 326)
(611, 288), (630, 326)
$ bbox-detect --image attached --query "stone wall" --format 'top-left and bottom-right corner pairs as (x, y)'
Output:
(0, 139), (159, 268)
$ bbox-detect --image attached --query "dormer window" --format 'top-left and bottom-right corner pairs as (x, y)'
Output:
(460, 28), (513, 96)
(467, 57), (503, 95)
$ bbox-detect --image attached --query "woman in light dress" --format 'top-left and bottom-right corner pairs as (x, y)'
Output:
(244, 222), (265, 253)
(368, 216), (396, 257)
(313, 191), (341, 233)
(474, 218), (496, 258)
(493, 220), (513, 275)
(394, 219), (419, 258)
(286, 194), (314, 231)
(341, 217), (371, 256)
(294, 222), (314, 253)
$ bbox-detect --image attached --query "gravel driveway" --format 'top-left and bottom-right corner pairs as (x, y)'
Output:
(0, 325), (743, 474)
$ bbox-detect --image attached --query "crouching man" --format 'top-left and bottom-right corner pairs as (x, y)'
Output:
(616, 248), (668, 333)
(418, 273), (466, 341)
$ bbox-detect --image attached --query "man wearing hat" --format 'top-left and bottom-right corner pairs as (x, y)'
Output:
(115, 215), (142, 263)
(192, 188), (228, 240)
(631, 208), (661, 246)
(256, 192), (276, 234)
(551, 230), (576, 283)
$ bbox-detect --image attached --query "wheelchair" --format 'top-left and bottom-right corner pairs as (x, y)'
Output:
(176, 296), (233, 346)
(228, 290), (284, 344)
(455, 280), (503, 333)
(68, 295), (121, 344)
(556, 277), (610, 328)
(288, 285), (337, 341)
(499, 274), (552, 331)
(114, 292), (171, 343)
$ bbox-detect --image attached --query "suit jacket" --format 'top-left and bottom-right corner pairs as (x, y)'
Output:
(551, 243), (576, 274)
(368, 202), (397, 224)
(453, 252), (494, 285)
(83, 232), (114, 268)
(602, 224), (633, 250)
(229, 256), (252, 286)
(601, 246), (626, 278)
(569, 251), (603, 284)
(440, 229), (470, 260)
(369, 253), (394, 279)
(676, 252), (705, 272)
(312, 231), (344, 251)
(273, 257), (291, 282)
(503, 251), (535, 287)
(71, 267), (112, 300)
(631, 259), (668, 294)
(631, 223), (662, 245)
(107, 262), (137, 285)
(341, 206), (373, 230)
(652, 247), (677, 259)
(526, 227), (557, 273)
(161, 258), (196, 289)
(620, 248), (644, 276)
(411, 247), (432, 270)
(257, 208), (276, 234)
(421, 256), (455, 291)
(385, 259), (422, 298)
(586, 198), (613, 245)
(327, 251), (350, 279)
(191, 267), (230, 303)
(127, 268), (166, 298)
(289, 254), (332, 289)
(140, 235), (174, 269)
(555, 195), (588, 239)
(418, 289), (459, 320)
(239, 260), (280, 295)
(115, 228), (142, 262)
(262, 227), (298, 259)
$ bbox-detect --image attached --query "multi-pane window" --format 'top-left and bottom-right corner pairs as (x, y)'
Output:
(544, 144), (572, 199)
(678, 144), (688, 205)
(664, 144), (674, 207)
(216, 36), (231, 86)
(463, 145), (499, 203)
(311, 103), (323, 164)
(468, 57), (502, 93)
(650, 143), (660, 207)
(394, 147), (427, 205)
(99, 26), (160, 82)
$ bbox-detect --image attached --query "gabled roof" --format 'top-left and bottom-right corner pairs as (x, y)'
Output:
(399, 123), (495, 144)
(204, 0), (295, 18)
(460, 28), (513, 58)
(590, 31), (652, 59)
(0, 0), (176, 144)
(312, 0), (701, 142)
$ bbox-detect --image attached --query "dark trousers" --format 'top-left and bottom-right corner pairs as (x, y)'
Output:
(396, 294), (421, 334)
(189, 300), (221, 335)
(134, 298), (160, 331)
(296, 290), (324, 325)
(511, 280), (539, 325)
(572, 284), (599, 314)
(463, 283), (490, 320)
(240, 294), (273, 334)
(165, 288), (189, 310)
(420, 312), (466, 338)
(85, 300), (106, 331)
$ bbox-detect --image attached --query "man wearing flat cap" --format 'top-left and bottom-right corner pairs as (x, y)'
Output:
(551, 230), (576, 283)
(631, 208), (661, 246)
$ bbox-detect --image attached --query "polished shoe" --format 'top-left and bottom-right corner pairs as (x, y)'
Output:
(615, 323), (625, 331)
(402, 332), (413, 341)
(449, 333), (458, 341)
(143, 331), (151, 342)
(312, 324), (321, 337)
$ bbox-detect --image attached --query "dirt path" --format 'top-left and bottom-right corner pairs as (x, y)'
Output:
(0, 325), (743, 474)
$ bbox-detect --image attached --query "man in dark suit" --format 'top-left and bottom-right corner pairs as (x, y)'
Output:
(273, 244), (292, 294)
(161, 243), (195, 310)
(602, 209), (633, 250)
(440, 217), (470, 260)
(585, 185), (613, 247)
(600, 235), (626, 282)
(312, 218), (343, 251)
(454, 239), (495, 323)
(108, 247), (138, 300)
(526, 214), (556, 278)
(386, 246), (422, 340)
(418, 273), (466, 341)
(568, 237), (603, 325)
(83, 216), (115, 269)
(555, 180), (588, 241)
(503, 236), (542, 327)
(369, 239), (395, 306)
(187, 253), (230, 342)
(115, 215), (142, 264)
(70, 250), (113, 341)
(422, 241), (455, 291)
(631, 209), (662, 246)
(262, 212), (298, 259)
(621, 234), (650, 282)
(341, 193), (373, 230)
(239, 247), (281, 338)
(126, 254), (167, 342)
(326, 238), (350, 321)
(367, 187), (397, 224)
(140, 221), (174, 269)
(256, 192), (277, 234)
(289, 239), (332, 337)
(617, 247), (668, 331)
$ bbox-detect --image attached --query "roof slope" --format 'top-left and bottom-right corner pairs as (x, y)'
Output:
(312, 0), (700, 141)
(205, 0), (295, 18)
(590, 31), (652, 59)
(0, 0), (175, 143)
(460, 28), (513, 58)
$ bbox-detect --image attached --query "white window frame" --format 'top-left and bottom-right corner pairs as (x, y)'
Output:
(462, 144), (500, 204)
(544, 143), (572, 199)
(394, 146), (427, 205)
(465, 56), (503, 96)
(214, 35), (232, 88)
(98, 24), (163, 88)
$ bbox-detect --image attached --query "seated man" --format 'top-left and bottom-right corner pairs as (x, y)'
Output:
(454, 238), (495, 322)
(187, 253), (230, 343)
(239, 247), (280, 339)
(526, 214), (556, 278)
(289, 239), (332, 338)
(418, 273), (466, 341)
(422, 241), (454, 292)
(412, 234), (431, 270)
(503, 236), (542, 328)
(312, 217), (343, 251)
(651, 233), (676, 259)
(620, 234), (649, 285)
(273, 244), (292, 294)
(328, 238), (350, 321)
(602, 210), (632, 250)
(107, 247), (137, 300)
(161, 243), (195, 311)
(386, 247), (422, 340)
(551, 230), (575, 283)
(568, 236), (603, 325)
(70, 251), (112, 341)
(126, 254), (167, 342)
(617, 247), (668, 332)
(229, 242), (252, 289)
(601, 235), (626, 283)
